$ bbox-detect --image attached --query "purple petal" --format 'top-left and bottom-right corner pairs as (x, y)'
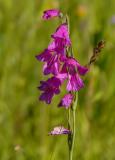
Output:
(43, 63), (51, 75)
(59, 54), (67, 62)
(54, 38), (66, 54)
(58, 93), (74, 109)
(61, 57), (77, 75)
(38, 80), (48, 91)
(43, 62), (59, 75)
(65, 57), (78, 66)
(42, 54), (59, 75)
(61, 63), (68, 74)
(39, 92), (54, 104)
(56, 73), (67, 83)
(42, 9), (61, 20)
(67, 74), (84, 91)
(36, 49), (52, 62)
(76, 62), (89, 75)
(48, 41), (56, 51)
(52, 23), (71, 46)
(64, 57), (89, 75)
(48, 39), (66, 54)
(38, 77), (61, 104)
(49, 126), (71, 135)
(47, 77), (61, 88)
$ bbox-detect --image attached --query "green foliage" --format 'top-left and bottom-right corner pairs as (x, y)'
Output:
(0, 0), (115, 159)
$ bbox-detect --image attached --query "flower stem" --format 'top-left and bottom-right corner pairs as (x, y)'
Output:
(69, 109), (76, 160)
(66, 13), (78, 160)
(68, 92), (78, 160)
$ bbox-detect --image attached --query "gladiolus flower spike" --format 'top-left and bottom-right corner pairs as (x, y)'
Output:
(36, 9), (105, 160)
(36, 9), (88, 106)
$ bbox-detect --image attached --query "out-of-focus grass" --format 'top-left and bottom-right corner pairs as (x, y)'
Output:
(0, 0), (115, 159)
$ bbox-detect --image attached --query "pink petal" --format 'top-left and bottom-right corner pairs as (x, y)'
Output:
(76, 62), (89, 75)
(67, 74), (84, 91)
(36, 49), (52, 62)
(58, 93), (74, 109)
(49, 126), (71, 135)
(52, 23), (71, 46)
(42, 9), (61, 20)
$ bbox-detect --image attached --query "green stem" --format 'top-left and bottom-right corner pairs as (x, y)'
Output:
(66, 14), (70, 33)
(69, 111), (75, 160)
(66, 14), (78, 160)
(68, 107), (71, 158)
(69, 93), (78, 160)
(68, 107), (71, 129)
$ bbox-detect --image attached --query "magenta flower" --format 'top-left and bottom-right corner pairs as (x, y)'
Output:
(36, 49), (52, 62)
(36, 39), (67, 76)
(42, 52), (65, 76)
(43, 55), (59, 75)
(62, 57), (88, 75)
(60, 57), (88, 91)
(52, 23), (71, 46)
(49, 126), (71, 135)
(56, 72), (68, 83)
(42, 9), (61, 20)
(58, 93), (74, 109)
(67, 74), (84, 91)
(48, 40), (66, 54)
(36, 23), (71, 78)
(36, 49), (61, 76)
(36, 10), (89, 104)
(76, 62), (89, 75)
(38, 77), (61, 104)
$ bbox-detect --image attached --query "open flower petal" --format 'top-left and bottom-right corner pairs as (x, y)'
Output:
(49, 126), (71, 135)
(67, 74), (84, 91)
(43, 61), (59, 75)
(42, 9), (61, 20)
(48, 39), (66, 54)
(39, 92), (54, 104)
(36, 49), (52, 62)
(56, 73), (67, 83)
(76, 62), (89, 75)
(58, 93), (74, 109)
(38, 77), (61, 104)
(52, 23), (71, 46)
(37, 11), (88, 104)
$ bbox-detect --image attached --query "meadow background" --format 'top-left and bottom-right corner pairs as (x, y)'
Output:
(0, 0), (115, 159)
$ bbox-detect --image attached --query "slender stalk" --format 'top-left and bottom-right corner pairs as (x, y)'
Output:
(69, 111), (75, 160)
(68, 93), (78, 160)
(68, 107), (71, 129)
(66, 14), (78, 160)
(66, 14), (70, 33)
(68, 107), (71, 158)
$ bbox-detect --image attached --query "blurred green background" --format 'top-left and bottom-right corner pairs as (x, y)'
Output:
(0, 0), (115, 159)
